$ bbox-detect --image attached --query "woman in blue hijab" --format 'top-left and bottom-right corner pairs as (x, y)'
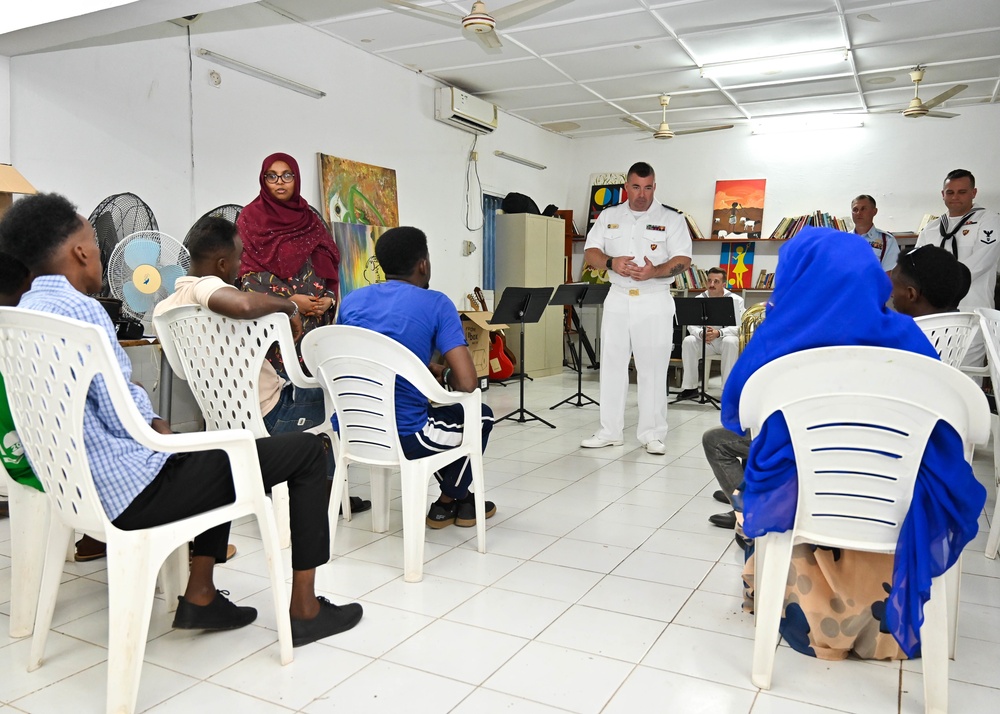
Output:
(722, 226), (986, 660)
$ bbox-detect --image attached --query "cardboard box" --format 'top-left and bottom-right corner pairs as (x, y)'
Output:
(459, 311), (508, 382)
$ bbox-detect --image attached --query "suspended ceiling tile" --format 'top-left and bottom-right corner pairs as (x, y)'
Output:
(268, 0), (388, 23)
(864, 78), (998, 111)
(858, 60), (1000, 90)
(743, 94), (864, 117)
(853, 29), (1000, 72)
(381, 38), (531, 71)
(683, 15), (847, 66)
(507, 11), (667, 55)
(615, 90), (731, 114)
(432, 57), (570, 93)
(477, 84), (598, 109)
(516, 101), (620, 122)
(584, 68), (716, 99)
(652, 0), (838, 34)
(546, 39), (694, 81)
(633, 104), (747, 122)
(313, 8), (458, 48)
(844, 0), (1000, 45)
(728, 76), (860, 103)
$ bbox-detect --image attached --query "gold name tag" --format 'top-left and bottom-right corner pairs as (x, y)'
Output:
(629, 289), (640, 297)
(608, 223), (619, 229)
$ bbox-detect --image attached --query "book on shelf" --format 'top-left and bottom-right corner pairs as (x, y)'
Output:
(765, 272), (775, 289)
(684, 212), (705, 240)
(755, 270), (768, 288)
(767, 211), (850, 240)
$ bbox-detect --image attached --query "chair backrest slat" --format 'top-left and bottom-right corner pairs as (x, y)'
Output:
(913, 311), (979, 368)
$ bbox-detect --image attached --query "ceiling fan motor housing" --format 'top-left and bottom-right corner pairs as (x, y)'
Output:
(463, 3), (496, 34)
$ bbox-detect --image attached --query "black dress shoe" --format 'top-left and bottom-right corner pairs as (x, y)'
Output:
(339, 496), (373, 516)
(292, 597), (363, 647)
(677, 388), (700, 400)
(172, 590), (257, 631)
(708, 510), (736, 529)
(712, 490), (730, 504)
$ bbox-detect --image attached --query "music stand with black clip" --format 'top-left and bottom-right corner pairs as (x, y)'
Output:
(548, 282), (609, 410)
(671, 296), (737, 410)
(489, 286), (556, 428)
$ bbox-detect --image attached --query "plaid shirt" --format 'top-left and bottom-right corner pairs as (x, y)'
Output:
(18, 275), (169, 520)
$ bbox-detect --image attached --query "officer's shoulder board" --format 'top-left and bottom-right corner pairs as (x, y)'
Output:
(660, 203), (683, 214)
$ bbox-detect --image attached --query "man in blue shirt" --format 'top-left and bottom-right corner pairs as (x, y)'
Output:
(0, 193), (361, 647)
(337, 226), (496, 528)
(851, 194), (899, 273)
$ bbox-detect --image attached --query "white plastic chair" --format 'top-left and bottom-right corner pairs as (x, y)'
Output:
(740, 346), (990, 713)
(914, 312), (979, 369)
(974, 307), (1000, 560)
(153, 305), (349, 549)
(0, 461), (50, 638)
(302, 325), (487, 582)
(0, 307), (293, 714)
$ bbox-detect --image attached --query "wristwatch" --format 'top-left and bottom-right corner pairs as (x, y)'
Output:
(606, 257), (613, 270)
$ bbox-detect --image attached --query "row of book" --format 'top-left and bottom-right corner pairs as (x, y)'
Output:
(768, 211), (849, 240)
(754, 269), (776, 289)
(674, 263), (710, 290)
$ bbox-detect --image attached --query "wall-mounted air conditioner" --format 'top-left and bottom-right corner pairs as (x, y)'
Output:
(435, 87), (498, 135)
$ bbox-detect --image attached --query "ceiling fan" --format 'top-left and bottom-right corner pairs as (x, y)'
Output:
(382, 0), (570, 52)
(623, 95), (734, 140)
(875, 66), (967, 119)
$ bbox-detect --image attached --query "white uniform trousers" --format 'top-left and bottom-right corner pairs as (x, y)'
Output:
(597, 286), (674, 444)
(680, 334), (740, 390)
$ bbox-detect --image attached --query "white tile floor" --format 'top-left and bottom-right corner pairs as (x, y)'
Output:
(2, 368), (999, 713)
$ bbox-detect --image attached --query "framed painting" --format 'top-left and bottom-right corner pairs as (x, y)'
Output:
(720, 242), (755, 291)
(711, 178), (766, 239)
(333, 223), (388, 297)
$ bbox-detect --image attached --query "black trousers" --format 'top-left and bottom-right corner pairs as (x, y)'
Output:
(113, 432), (329, 571)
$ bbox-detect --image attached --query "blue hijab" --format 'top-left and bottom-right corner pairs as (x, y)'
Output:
(721, 226), (986, 657)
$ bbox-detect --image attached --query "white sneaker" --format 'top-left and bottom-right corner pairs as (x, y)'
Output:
(581, 435), (624, 449)
(645, 440), (667, 455)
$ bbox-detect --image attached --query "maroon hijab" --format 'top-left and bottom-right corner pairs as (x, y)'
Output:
(237, 152), (340, 292)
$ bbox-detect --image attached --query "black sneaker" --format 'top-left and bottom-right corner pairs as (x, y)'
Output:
(291, 597), (363, 647)
(426, 498), (459, 529)
(172, 589), (257, 631)
(455, 493), (497, 528)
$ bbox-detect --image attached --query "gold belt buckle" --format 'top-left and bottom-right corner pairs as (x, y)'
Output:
(629, 288), (640, 297)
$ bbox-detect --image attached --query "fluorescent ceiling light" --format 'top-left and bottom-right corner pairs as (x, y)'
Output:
(751, 114), (864, 134)
(701, 49), (848, 80)
(195, 49), (326, 99)
(494, 151), (546, 170)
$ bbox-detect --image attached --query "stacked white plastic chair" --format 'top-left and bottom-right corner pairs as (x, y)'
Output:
(0, 307), (293, 714)
(0, 461), (51, 637)
(740, 346), (990, 713)
(153, 305), (348, 549)
(302, 325), (487, 581)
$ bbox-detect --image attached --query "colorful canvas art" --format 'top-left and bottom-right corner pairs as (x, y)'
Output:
(319, 153), (399, 297)
(720, 242), (755, 290)
(583, 172), (627, 283)
(333, 223), (388, 297)
(711, 178), (766, 239)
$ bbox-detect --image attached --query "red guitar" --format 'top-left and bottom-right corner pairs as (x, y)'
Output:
(473, 288), (516, 381)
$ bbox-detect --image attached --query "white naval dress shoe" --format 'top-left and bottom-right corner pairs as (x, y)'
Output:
(581, 435), (624, 449)
(645, 440), (667, 455)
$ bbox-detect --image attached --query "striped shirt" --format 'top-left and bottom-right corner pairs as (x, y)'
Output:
(18, 275), (169, 519)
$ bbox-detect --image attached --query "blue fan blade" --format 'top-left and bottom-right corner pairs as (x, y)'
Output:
(122, 282), (156, 315)
(158, 264), (187, 293)
(123, 239), (161, 269)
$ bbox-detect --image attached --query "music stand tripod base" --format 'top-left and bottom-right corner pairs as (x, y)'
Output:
(489, 286), (557, 428)
(548, 282), (608, 410)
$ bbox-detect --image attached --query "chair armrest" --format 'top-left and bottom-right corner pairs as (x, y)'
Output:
(272, 314), (321, 390)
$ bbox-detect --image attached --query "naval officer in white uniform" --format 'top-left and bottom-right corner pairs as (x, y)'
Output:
(582, 162), (692, 455)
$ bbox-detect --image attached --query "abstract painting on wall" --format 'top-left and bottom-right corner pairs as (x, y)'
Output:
(719, 242), (755, 290)
(711, 178), (766, 239)
(581, 172), (627, 283)
(318, 153), (399, 296)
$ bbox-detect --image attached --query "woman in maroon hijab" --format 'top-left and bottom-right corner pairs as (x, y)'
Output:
(238, 153), (340, 371)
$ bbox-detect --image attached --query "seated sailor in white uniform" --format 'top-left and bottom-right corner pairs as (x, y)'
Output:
(677, 267), (744, 399)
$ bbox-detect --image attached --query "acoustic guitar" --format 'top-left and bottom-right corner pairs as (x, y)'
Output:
(472, 287), (515, 381)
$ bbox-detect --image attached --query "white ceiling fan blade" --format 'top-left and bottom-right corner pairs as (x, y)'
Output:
(674, 125), (735, 136)
(868, 107), (906, 114)
(922, 83), (967, 110)
(925, 110), (959, 119)
(491, 0), (572, 26)
(621, 116), (654, 132)
(465, 26), (503, 50)
(383, 0), (462, 28)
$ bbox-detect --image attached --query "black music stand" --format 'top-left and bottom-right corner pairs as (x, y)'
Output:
(548, 283), (609, 410)
(671, 296), (737, 410)
(490, 287), (556, 428)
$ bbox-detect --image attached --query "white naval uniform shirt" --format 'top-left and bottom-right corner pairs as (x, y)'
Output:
(915, 206), (1000, 311)
(858, 225), (900, 272)
(686, 289), (745, 339)
(584, 201), (692, 287)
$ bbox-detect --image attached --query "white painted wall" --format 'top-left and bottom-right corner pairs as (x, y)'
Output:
(0, 55), (9, 162)
(8, 3), (573, 303)
(567, 106), (1000, 279)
